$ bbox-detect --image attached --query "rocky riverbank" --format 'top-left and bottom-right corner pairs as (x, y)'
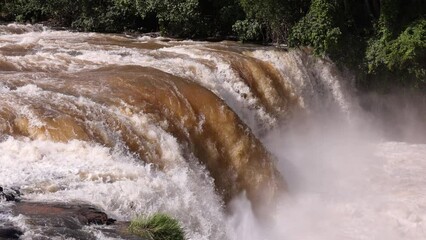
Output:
(0, 187), (143, 239)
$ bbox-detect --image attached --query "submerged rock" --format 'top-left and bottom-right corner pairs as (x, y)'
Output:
(0, 186), (21, 202)
(78, 206), (117, 225)
(4, 201), (143, 239)
(13, 202), (116, 227)
(0, 227), (23, 239)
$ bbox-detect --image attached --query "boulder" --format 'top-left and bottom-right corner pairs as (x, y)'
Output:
(7, 201), (142, 239)
(0, 228), (23, 239)
(0, 187), (21, 202)
(13, 202), (116, 227)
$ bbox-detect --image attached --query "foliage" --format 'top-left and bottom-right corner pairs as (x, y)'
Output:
(142, 0), (244, 37)
(1, 0), (47, 23)
(128, 213), (185, 240)
(289, 0), (341, 56)
(0, 0), (243, 36)
(140, 0), (203, 37)
(237, 0), (310, 43)
(1, 0), (425, 89)
(288, 0), (425, 89)
(0, 0), (144, 32)
(362, 0), (426, 88)
(367, 19), (425, 77)
(232, 19), (262, 42)
(71, 0), (143, 32)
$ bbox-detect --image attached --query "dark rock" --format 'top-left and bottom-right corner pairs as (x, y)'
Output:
(77, 206), (116, 225)
(0, 186), (21, 202)
(0, 228), (23, 239)
(8, 201), (143, 239)
(36, 227), (98, 240)
(13, 202), (116, 227)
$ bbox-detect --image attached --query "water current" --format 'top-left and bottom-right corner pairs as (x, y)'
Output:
(1, 23), (426, 240)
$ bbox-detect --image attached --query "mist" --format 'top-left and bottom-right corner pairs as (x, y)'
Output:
(226, 91), (426, 240)
(1, 23), (425, 239)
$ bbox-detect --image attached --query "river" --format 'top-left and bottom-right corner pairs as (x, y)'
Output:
(1, 23), (426, 240)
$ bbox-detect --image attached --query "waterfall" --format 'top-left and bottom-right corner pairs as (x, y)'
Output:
(1, 23), (426, 240)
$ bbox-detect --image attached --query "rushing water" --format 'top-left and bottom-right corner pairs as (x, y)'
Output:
(1, 23), (426, 240)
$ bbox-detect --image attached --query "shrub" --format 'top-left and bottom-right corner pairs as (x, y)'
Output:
(363, 0), (426, 88)
(238, 0), (310, 43)
(289, 0), (342, 56)
(128, 213), (185, 240)
(232, 19), (262, 42)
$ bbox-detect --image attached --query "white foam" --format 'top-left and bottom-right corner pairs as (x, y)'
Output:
(2, 24), (426, 240)
(243, 113), (426, 240)
(0, 23), (45, 34)
(0, 137), (226, 240)
(249, 49), (355, 116)
(1, 28), (278, 134)
(159, 46), (276, 131)
(0, 83), (227, 239)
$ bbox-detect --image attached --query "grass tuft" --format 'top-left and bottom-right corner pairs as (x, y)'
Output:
(128, 213), (185, 240)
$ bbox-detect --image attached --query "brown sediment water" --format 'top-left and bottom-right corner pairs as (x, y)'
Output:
(1, 23), (373, 240)
(0, 24), (304, 206)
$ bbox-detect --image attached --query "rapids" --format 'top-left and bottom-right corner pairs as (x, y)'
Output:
(1, 23), (426, 240)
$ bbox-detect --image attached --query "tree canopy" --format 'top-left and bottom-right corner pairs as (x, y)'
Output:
(1, 0), (425, 89)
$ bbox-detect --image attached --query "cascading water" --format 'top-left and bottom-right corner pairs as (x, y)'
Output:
(1, 23), (426, 240)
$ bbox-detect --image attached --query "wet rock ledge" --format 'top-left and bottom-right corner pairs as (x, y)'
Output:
(0, 187), (143, 239)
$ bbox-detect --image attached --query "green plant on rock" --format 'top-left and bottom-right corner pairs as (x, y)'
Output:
(128, 213), (185, 240)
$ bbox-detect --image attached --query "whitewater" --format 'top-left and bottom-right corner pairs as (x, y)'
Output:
(1, 23), (426, 240)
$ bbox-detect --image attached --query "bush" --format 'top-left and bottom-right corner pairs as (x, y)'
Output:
(289, 0), (342, 56)
(237, 0), (310, 43)
(1, 0), (45, 23)
(71, 0), (144, 32)
(287, 0), (425, 89)
(135, 0), (243, 38)
(128, 213), (185, 240)
(367, 20), (425, 72)
(232, 19), (262, 42)
(363, 0), (426, 88)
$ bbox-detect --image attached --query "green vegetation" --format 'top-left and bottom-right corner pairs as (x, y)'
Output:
(0, 0), (425, 89)
(0, 0), (149, 32)
(237, 0), (310, 43)
(0, 0), (244, 37)
(364, 2), (426, 89)
(288, 0), (425, 90)
(289, 0), (341, 56)
(128, 213), (185, 240)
